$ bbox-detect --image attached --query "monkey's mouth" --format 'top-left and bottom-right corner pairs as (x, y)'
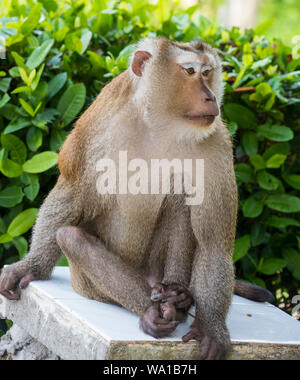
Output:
(183, 114), (216, 125)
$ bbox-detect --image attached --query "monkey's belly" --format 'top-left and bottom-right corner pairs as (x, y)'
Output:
(93, 195), (164, 268)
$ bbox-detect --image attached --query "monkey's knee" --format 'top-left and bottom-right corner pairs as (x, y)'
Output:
(56, 226), (85, 256)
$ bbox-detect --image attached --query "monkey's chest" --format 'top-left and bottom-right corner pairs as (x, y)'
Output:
(95, 194), (165, 268)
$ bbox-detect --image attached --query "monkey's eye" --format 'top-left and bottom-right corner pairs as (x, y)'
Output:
(202, 66), (212, 78)
(184, 67), (196, 76)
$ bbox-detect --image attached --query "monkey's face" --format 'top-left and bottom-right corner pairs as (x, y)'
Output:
(131, 39), (223, 140)
(169, 52), (220, 128)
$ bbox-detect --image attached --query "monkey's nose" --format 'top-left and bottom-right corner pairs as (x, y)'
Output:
(204, 93), (216, 103)
(202, 95), (219, 116)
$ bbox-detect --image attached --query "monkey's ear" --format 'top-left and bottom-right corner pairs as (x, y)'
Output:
(131, 51), (152, 77)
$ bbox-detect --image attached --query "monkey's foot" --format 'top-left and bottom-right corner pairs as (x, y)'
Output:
(151, 283), (194, 311)
(182, 326), (230, 360)
(0, 265), (38, 300)
(140, 304), (179, 338)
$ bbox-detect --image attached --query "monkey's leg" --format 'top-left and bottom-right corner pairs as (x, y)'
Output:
(56, 226), (178, 338)
(0, 177), (80, 300)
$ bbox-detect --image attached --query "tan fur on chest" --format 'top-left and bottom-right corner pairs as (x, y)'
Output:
(93, 193), (165, 267)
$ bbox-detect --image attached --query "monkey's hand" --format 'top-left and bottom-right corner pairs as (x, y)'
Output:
(0, 263), (38, 300)
(151, 283), (194, 311)
(140, 303), (179, 338)
(182, 324), (230, 360)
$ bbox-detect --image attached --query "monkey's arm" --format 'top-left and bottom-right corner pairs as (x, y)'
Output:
(0, 177), (81, 299)
(149, 200), (195, 321)
(183, 200), (236, 360)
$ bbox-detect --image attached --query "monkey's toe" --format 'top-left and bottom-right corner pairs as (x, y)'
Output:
(140, 304), (179, 338)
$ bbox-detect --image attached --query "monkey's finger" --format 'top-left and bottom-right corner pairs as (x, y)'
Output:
(182, 331), (195, 342)
(167, 284), (193, 297)
(19, 273), (35, 289)
(182, 329), (202, 343)
(161, 292), (186, 305)
(176, 297), (194, 309)
(1, 276), (18, 293)
(0, 289), (20, 300)
(159, 290), (179, 302)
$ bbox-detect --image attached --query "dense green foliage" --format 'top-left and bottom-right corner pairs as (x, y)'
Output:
(0, 1), (299, 335)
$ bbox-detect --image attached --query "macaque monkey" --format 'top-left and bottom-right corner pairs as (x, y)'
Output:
(0, 38), (273, 360)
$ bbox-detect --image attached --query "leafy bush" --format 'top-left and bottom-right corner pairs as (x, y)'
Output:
(0, 0), (299, 328)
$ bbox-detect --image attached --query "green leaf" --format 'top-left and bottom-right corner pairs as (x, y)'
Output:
(243, 196), (264, 218)
(7, 208), (38, 237)
(265, 194), (300, 213)
(50, 128), (68, 151)
(256, 83), (272, 97)
(23, 151), (58, 173)
(21, 173), (40, 201)
(242, 54), (253, 68)
(233, 235), (251, 263)
(0, 78), (11, 93)
(283, 248), (300, 281)
(13, 236), (28, 259)
(0, 233), (13, 243)
(21, 3), (42, 35)
(0, 93), (10, 108)
(266, 216), (300, 228)
(57, 83), (86, 127)
(4, 118), (31, 134)
(266, 154), (287, 168)
(251, 223), (267, 247)
(283, 174), (300, 190)
(241, 131), (258, 156)
(258, 124), (294, 142)
(263, 143), (290, 161)
(249, 155), (266, 170)
(48, 72), (67, 98)
(31, 64), (45, 91)
(19, 98), (35, 117)
(223, 103), (258, 129)
(252, 57), (273, 70)
(79, 28), (92, 54)
(259, 258), (286, 275)
(235, 164), (255, 183)
(1, 133), (27, 164)
(26, 39), (54, 70)
(255, 18), (276, 35)
(65, 33), (83, 54)
(0, 186), (23, 208)
(257, 171), (280, 191)
(0, 158), (23, 178)
(26, 127), (43, 152)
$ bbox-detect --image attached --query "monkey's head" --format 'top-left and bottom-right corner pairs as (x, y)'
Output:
(130, 38), (223, 141)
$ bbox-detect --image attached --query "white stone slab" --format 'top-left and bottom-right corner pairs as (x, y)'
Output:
(1, 266), (300, 360)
